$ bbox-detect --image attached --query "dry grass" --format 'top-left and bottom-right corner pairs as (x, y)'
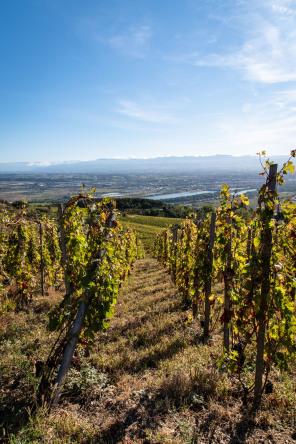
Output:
(1, 258), (296, 443)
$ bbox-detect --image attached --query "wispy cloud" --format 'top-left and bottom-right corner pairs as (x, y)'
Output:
(210, 92), (296, 153)
(272, 2), (296, 16)
(75, 16), (152, 59)
(109, 25), (152, 58)
(192, 0), (296, 84)
(115, 99), (180, 124)
(61, 106), (173, 132)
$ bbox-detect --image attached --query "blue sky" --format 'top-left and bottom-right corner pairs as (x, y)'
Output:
(1, 0), (296, 162)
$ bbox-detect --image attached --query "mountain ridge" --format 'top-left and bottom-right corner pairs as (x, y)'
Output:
(0, 154), (292, 174)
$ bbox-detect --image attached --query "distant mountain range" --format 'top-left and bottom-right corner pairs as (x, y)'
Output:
(0, 155), (293, 174)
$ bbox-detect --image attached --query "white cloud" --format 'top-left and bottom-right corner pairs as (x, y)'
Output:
(242, 102), (252, 113)
(192, 1), (296, 84)
(115, 99), (180, 124)
(61, 106), (175, 133)
(109, 25), (152, 58)
(272, 2), (296, 16)
(210, 94), (296, 154)
(75, 16), (152, 58)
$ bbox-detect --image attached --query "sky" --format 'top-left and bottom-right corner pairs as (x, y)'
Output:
(1, 0), (296, 163)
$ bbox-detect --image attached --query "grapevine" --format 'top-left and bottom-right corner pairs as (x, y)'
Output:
(36, 190), (143, 406)
(154, 152), (296, 405)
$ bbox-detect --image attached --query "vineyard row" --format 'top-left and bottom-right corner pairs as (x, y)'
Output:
(0, 192), (144, 407)
(154, 160), (296, 406)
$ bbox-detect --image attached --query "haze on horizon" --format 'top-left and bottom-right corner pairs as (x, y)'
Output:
(1, 0), (296, 163)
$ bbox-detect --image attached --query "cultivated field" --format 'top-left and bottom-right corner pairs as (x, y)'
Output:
(1, 256), (295, 443)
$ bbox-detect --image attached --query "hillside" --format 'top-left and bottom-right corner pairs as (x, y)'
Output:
(0, 155), (294, 174)
(120, 215), (184, 251)
(1, 257), (295, 443)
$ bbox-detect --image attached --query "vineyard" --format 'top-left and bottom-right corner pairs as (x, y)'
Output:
(0, 190), (144, 411)
(0, 156), (296, 443)
(154, 156), (296, 406)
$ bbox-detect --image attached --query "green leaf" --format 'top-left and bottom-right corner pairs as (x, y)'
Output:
(253, 237), (260, 248)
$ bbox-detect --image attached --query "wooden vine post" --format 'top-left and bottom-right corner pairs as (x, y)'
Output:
(247, 226), (252, 260)
(204, 212), (216, 338)
(223, 216), (232, 352)
(173, 227), (178, 283)
(17, 223), (26, 303)
(254, 163), (278, 407)
(58, 204), (70, 295)
(18, 225), (25, 269)
(291, 287), (295, 303)
(39, 222), (45, 297)
(171, 226), (178, 283)
(163, 230), (168, 265)
(51, 211), (117, 409)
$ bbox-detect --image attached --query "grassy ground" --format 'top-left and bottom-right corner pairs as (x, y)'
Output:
(120, 215), (183, 251)
(1, 257), (296, 443)
(120, 215), (184, 228)
(120, 222), (162, 252)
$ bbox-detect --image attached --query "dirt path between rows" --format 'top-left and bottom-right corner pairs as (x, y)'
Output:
(54, 257), (295, 443)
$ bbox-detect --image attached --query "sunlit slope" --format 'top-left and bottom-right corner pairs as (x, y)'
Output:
(119, 215), (184, 251)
